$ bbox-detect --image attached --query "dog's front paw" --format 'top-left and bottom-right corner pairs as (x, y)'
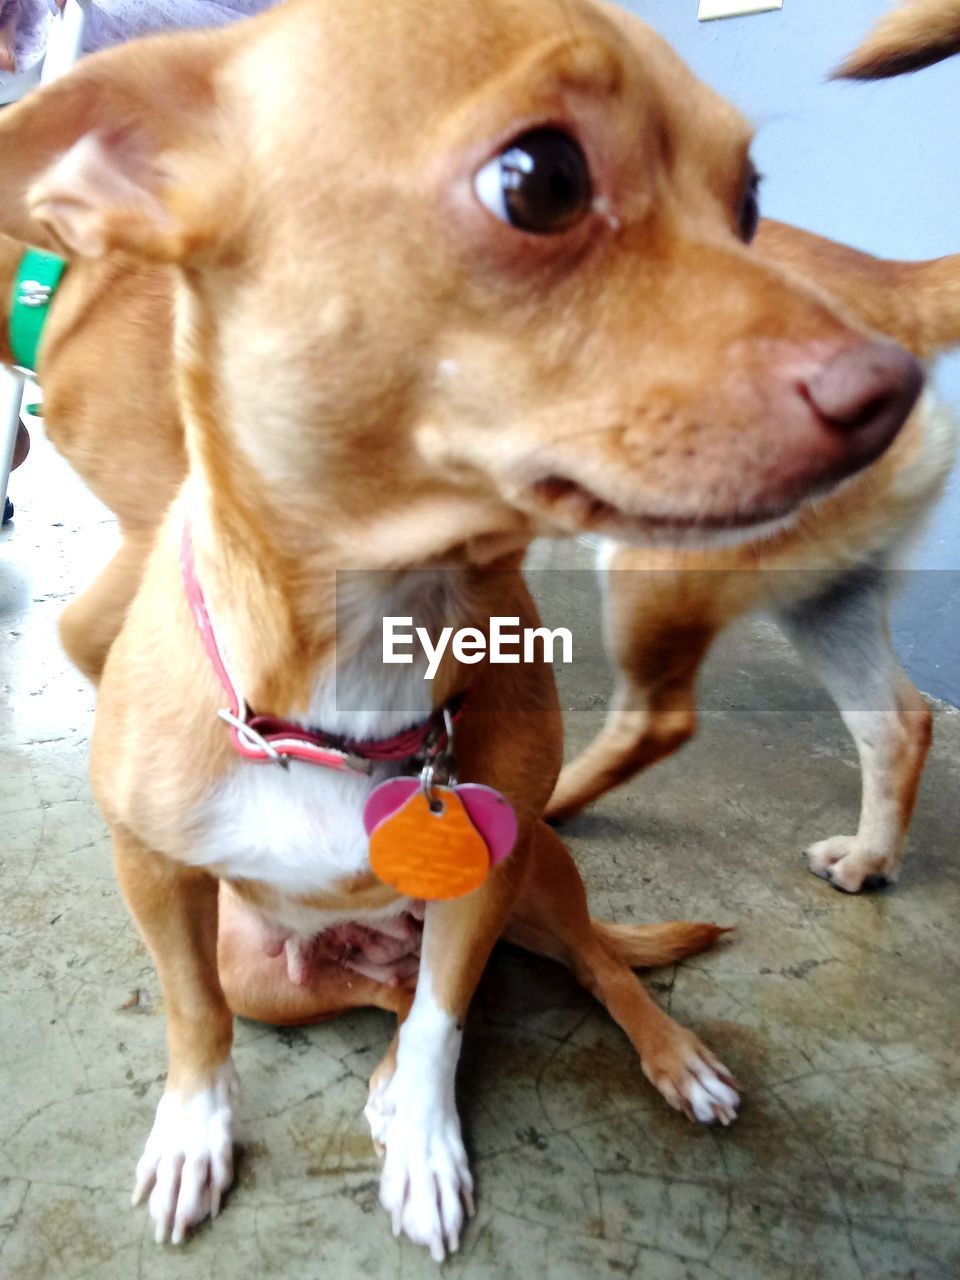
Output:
(806, 835), (896, 893)
(366, 1071), (474, 1262)
(133, 1059), (237, 1245)
(642, 1027), (740, 1126)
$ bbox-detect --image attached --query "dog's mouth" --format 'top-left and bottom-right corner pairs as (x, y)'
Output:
(525, 473), (801, 545)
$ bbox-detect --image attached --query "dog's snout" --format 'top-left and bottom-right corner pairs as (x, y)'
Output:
(802, 340), (924, 457)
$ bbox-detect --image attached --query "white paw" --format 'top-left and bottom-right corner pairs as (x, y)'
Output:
(133, 1060), (237, 1245)
(366, 1071), (474, 1263)
(806, 835), (896, 894)
(683, 1056), (740, 1125)
(643, 1037), (740, 1126)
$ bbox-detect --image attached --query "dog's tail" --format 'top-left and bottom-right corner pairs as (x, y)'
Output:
(835, 0), (960, 79)
(827, 2), (960, 348)
(589, 919), (732, 968)
(505, 917), (731, 970)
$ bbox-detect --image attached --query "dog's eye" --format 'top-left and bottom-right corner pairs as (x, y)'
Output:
(474, 128), (592, 234)
(738, 168), (762, 243)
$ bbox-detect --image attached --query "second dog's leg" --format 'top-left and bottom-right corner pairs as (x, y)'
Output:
(113, 833), (235, 1245)
(547, 564), (726, 821)
(774, 570), (932, 893)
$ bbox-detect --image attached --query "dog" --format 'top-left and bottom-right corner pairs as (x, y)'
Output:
(0, 0), (936, 1262)
(546, 57), (960, 896)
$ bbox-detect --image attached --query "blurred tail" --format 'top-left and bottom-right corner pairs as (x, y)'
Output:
(506, 917), (732, 970)
(835, 0), (960, 79)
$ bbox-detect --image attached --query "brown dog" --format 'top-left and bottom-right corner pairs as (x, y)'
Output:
(0, 0), (934, 1262)
(546, 55), (960, 895)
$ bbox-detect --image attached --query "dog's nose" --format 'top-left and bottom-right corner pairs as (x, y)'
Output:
(803, 340), (924, 460)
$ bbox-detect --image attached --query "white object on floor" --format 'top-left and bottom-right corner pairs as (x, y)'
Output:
(698, 0), (782, 20)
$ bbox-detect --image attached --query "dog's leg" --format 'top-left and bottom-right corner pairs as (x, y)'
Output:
(774, 569), (933, 893)
(547, 565), (726, 822)
(59, 534), (150, 683)
(363, 856), (527, 1262)
(545, 659), (707, 822)
(113, 832), (235, 1244)
(507, 822), (739, 1123)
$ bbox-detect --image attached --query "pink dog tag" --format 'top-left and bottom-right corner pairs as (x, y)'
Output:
(364, 778), (517, 869)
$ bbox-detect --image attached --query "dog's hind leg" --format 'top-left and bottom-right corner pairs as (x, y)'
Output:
(546, 558), (742, 823)
(773, 567), (932, 893)
(504, 821), (739, 1124)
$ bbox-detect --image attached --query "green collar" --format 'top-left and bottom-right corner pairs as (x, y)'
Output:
(9, 248), (68, 376)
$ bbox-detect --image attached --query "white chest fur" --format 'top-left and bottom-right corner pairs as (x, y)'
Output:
(186, 570), (465, 932)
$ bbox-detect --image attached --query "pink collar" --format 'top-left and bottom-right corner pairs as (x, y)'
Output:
(180, 523), (464, 774)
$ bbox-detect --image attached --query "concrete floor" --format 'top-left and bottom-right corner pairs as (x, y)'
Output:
(2, 423), (959, 1280)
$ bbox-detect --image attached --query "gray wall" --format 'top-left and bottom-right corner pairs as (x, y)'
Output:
(615, 0), (960, 704)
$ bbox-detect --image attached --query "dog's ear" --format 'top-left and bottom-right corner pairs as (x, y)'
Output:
(834, 0), (960, 80)
(0, 30), (237, 260)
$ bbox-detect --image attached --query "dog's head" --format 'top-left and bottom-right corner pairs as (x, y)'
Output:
(0, 0), (922, 564)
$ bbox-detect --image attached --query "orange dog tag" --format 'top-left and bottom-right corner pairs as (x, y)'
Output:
(368, 786), (490, 900)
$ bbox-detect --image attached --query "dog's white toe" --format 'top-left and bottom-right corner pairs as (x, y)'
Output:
(133, 1059), (237, 1245)
(368, 1075), (474, 1262)
(806, 835), (896, 893)
(379, 1112), (474, 1262)
(685, 1057), (740, 1125)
